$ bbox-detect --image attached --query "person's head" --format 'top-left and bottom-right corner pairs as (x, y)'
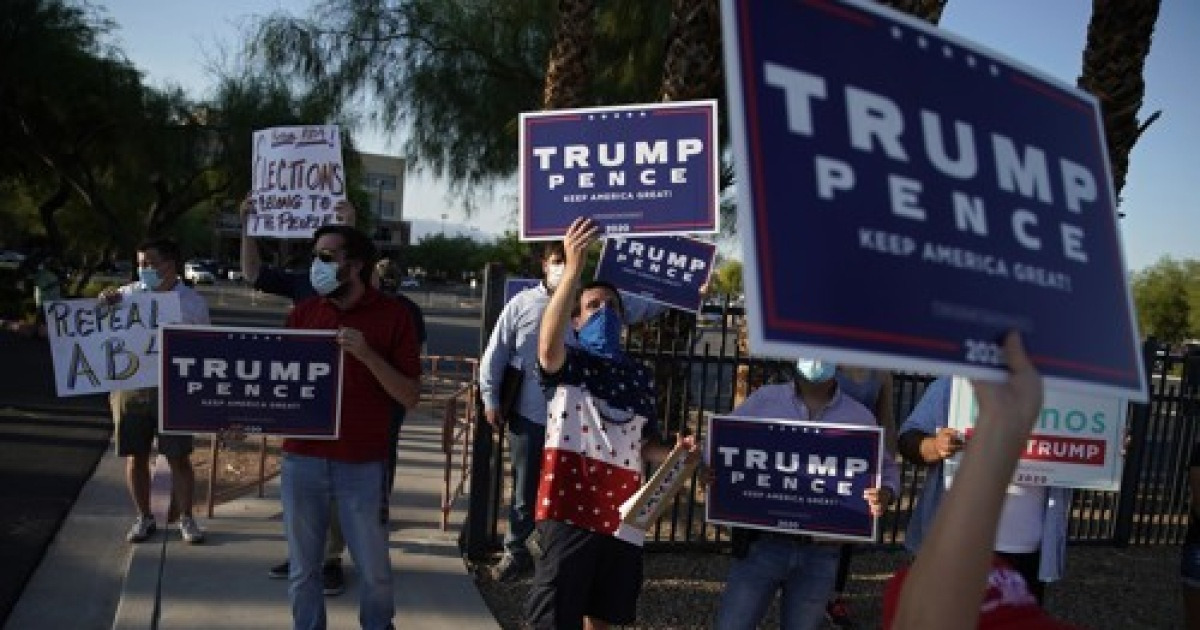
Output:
(135, 238), (181, 291)
(310, 225), (377, 299)
(573, 280), (625, 357)
(541, 241), (567, 291)
(373, 257), (398, 292)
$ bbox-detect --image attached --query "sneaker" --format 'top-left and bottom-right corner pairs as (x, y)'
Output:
(178, 516), (205, 544)
(490, 553), (532, 582)
(825, 596), (854, 629)
(322, 559), (345, 596)
(267, 561), (290, 580)
(126, 515), (157, 543)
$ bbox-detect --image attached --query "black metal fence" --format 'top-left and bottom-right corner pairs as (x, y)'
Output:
(464, 293), (1200, 556)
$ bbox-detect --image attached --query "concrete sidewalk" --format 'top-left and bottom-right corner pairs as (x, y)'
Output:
(6, 409), (499, 630)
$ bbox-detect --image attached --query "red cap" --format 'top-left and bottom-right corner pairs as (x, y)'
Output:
(882, 558), (1081, 629)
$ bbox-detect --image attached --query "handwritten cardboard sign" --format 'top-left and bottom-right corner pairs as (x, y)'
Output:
(249, 125), (347, 239)
(44, 293), (183, 397)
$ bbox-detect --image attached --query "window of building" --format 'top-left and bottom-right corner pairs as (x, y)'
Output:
(365, 173), (398, 191)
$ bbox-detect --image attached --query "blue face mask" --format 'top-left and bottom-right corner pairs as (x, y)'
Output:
(138, 268), (161, 291)
(577, 304), (623, 358)
(310, 259), (342, 296)
(796, 358), (837, 383)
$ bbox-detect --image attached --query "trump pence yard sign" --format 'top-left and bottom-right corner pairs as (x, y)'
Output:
(721, 0), (1146, 401)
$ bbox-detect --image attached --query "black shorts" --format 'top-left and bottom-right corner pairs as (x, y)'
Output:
(524, 520), (644, 629)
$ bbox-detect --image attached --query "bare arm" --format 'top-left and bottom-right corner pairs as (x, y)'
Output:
(335, 326), (420, 409)
(892, 332), (1042, 630)
(538, 218), (598, 375)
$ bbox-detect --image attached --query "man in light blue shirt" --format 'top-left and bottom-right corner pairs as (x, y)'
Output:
(898, 376), (1071, 603)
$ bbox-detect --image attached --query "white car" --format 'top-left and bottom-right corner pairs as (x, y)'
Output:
(183, 262), (216, 285)
(226, 269), (245, 282)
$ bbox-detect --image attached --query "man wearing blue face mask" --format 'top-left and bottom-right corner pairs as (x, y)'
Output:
(99, 238), (211, 545)
(523, 217), (699, 630)
(713, 357), (899, 630)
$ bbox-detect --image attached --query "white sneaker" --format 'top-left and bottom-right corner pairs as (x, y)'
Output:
(126, 515), (156, 543)
(179, 516), (205, 544)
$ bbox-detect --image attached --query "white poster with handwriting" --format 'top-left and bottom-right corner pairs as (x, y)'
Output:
(249, 125), (347, 238)
(45, 293), (183, 396)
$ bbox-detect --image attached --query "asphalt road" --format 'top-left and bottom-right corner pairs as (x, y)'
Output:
(0, 330), (111, 626)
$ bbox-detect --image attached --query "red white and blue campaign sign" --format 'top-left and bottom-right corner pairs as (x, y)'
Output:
(519, 100), (720, 240)
(720, 0), (1147, 402)
(594, 236), (717, 313)
(504, 277), (540, 304)
(706, 415), (883, 542)
(158, 325), (343, 438)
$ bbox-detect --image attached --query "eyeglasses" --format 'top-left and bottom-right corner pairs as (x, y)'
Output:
(312, 249), (342, 263)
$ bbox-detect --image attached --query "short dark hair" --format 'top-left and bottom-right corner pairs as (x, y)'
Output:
(313, 225), (377, 285)
(573, 280), (625, 318)
(540, 241), (566, 262)
(136, 238), (181, 268)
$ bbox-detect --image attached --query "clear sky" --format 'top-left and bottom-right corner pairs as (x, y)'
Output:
(102, 0), (1198, 270)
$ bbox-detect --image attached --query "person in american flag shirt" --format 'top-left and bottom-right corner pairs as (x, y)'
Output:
(523, 217), (699, 630)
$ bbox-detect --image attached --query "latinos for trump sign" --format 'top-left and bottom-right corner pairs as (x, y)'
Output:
(720, 0), (1147, 402)
(159, 325), (343, 438)
(946, 377), (1125, 491)
(45, 293), (183, 397)
(595, 236), (716, 313)
(519, 100), (720, 240)
(706, 415), (883, 542)
(249, 125), (347, 239)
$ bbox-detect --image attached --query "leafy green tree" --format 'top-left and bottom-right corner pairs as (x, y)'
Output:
(1131, 257), (1194, 344)
(710, 259), (743, 298)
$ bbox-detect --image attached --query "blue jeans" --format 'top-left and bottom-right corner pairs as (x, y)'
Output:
(282, 454), (394, 630)
(505, 415), (546, 558)
(715, 536), (841, 630)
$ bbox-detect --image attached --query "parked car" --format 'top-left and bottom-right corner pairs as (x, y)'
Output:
(183, 262), (216, 285)
(218, 263), (244, 282)
(400, 277), (420, 289)
(0, 250), (26, 270)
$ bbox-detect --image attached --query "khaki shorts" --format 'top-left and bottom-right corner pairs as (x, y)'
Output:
(110, 389), (192, 458)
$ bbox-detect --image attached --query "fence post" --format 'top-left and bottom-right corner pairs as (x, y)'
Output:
(462, 262), (506, 561)
(1113, 337), (1159, 546)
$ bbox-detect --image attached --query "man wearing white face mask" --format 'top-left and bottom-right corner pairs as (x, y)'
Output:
(713, 357), (899, 630)
(99, 238), (210, 544)
(478, 240), (569, 581)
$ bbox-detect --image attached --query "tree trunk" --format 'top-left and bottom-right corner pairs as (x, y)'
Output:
(659, 0), (722, 102)
(37, 178), (71, 257)
(1077, 0), (1162, 204)
(542, 0), (596, 109)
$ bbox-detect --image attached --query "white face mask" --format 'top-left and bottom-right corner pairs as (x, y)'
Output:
(545, 263), (565, 290)
(796, 358), (837, 383)
(310, 259), (342, 296)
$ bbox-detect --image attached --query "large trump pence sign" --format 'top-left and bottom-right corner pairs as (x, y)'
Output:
(720, 0), (1146, 401)
(159, 326), (343, 438)
(519, 100), (719, 240)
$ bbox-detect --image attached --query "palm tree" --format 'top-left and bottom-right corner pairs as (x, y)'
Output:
(541, 0), (596, 109)
(1076, 0), (1162, 205)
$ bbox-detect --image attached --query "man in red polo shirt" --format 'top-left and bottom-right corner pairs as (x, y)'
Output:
(282, 224), (421, 630)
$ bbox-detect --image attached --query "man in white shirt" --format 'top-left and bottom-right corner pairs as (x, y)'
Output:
(100, 238), (211, 544)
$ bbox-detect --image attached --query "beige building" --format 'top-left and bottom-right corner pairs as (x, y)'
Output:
(360, 152), (411, 258)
